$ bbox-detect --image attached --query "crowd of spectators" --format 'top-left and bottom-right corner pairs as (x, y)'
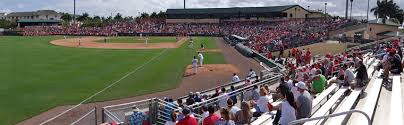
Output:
(145, 38), (401, 125)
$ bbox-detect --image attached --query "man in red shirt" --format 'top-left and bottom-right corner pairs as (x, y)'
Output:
(177, 108), (198, 125)
(267, 51), (273, 60)
(203, 106), (220, 125)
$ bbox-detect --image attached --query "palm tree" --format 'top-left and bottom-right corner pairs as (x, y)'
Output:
(61, 13), (72, 23)
(370, 0), (401, 19)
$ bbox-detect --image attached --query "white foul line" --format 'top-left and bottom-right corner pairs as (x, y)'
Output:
(40, 49), (169, 125)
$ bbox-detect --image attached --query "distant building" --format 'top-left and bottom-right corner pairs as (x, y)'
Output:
(5, 10), (62, 27)
(0, 13), (5, 20)
(367, 18), (401, 40)
(166, 5), (324, 23)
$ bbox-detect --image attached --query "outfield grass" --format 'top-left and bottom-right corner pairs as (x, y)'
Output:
(0, 36), (224, 125)
(95, 36), (178, 43)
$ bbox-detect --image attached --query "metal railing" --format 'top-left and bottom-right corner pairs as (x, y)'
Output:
(70, 108), (97, 125)
(288, 109), (371, 125)
(187, 73), (282, 111)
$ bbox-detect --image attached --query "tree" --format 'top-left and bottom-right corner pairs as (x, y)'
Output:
(93, 16), (101, 20)
(114, 13), (123, 20)
(0, 19), (17, 28)
(371, 0), (401, 19)
(157, 11), (166, 18)
(61, 13), (72, 22)
(150, 12), (158, 18)
(140, 12), (149, 18)
(77, 13), (89, 22)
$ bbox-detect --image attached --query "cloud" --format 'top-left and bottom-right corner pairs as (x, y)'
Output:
(0, 0), (403, 20)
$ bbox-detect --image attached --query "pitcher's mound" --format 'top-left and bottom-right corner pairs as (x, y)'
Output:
(184, 64), (240, 77)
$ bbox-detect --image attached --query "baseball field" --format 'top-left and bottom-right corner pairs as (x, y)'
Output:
(0, 36), (226, 125)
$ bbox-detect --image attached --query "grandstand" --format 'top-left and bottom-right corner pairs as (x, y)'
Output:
(91, 37), (403, 125)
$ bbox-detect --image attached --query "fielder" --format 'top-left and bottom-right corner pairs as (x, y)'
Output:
(198, 52), (204, 67)
(145, 36), (149, 45)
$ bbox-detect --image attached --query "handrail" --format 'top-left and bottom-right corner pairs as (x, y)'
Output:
(104, 108), (122, 124)
(70, 108), (96, 125)
(288, 109), (371, 125)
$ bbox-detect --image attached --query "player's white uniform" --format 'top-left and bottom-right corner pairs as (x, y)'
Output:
(198, 53), (204, 67)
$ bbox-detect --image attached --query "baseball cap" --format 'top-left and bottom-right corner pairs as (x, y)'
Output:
(296, 81), (307, 90)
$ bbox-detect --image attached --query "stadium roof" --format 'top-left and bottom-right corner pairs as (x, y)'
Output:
(167, 5), (303, 15)
(17, 20), (61, 23)
(7, 10), (60, 17)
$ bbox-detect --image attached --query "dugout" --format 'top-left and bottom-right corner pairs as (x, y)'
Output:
(228, 35), (248, 46)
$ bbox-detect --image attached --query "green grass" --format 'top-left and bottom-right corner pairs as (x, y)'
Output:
(95, 36), (178, 43)
(0, 36), (225, 125)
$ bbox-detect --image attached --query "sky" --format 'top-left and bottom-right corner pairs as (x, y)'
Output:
(0, 0), (403, 20)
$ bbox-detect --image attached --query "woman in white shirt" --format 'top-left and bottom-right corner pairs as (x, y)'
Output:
(272, 89), (297, 125)
(255, 87), (270, 113)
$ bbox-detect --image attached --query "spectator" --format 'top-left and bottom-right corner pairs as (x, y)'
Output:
(343, 64), (355, 87)
(201, 105), (210, 119)
(276, 90), (297, 125)
(203, 106), (220, 125)
(219, 87), (229, 108)
(389, 50), (403, 74)
(177, 99), (184, 109)
(296, 82), (313, 119)
(128, 105), (147, 125)
(186, 92), (195, 106)
(215, 108), (236, 125)
(232, 73), (241, 83)
(355, 61), (368, 87)
(311, 70), (326, 93)
(164, 111), (177, 125)
(227, 99), (241, 119)
(177, 107), (198, 125)
(194, 92), (202, 102)
(248, 69), (257, 79)
(230, 86), (238, 104)
(200, 105), (209, 124)
(251, 85), (260, 101)
(254, 87), (270, 116)
(235, 102), (252, 125)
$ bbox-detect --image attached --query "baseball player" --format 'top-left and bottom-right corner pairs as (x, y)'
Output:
(145, 36), (149, 45)
(198, 52), (204, 67)
(192, 56), (198, 75)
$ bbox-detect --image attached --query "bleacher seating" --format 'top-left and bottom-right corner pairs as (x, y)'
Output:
(304, 87), (349, 125)
(390, 75), (403, 125)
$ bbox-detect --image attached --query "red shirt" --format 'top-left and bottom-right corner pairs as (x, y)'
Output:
(203, 114), (221, 125)
(177, 116), (198, 125)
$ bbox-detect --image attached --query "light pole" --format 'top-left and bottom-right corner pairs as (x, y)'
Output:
(350, 0), (353, 20)
(73, 0), (76, 25)
(308, 6), (310, 10)
(345, 0), (349, 19)
(324, 3), (327, 19)
(367, 0), (370, 21)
